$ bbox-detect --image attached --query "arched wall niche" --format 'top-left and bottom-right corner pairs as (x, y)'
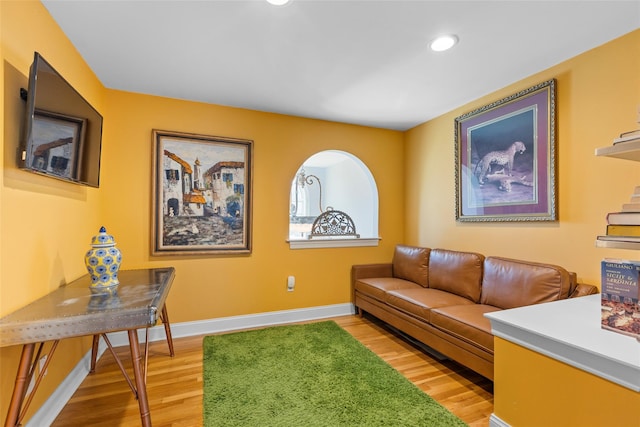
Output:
(288, 150), (380, 249)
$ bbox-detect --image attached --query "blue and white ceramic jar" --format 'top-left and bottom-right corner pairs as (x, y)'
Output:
(84, 226), (122, 293)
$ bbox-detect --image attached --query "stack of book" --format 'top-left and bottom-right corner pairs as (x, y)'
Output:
(601, 258), (640, 339)
(598, 186), (640, 244)
(613, 129), (640, 145)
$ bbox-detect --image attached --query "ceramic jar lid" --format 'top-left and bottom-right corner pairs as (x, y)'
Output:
(90, 226), (116, 247)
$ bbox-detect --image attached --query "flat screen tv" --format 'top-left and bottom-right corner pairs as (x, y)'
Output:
(19, 52), (103, 187)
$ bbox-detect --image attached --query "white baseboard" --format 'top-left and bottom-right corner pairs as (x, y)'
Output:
(106, 302), (355, 347)
(489, 413), (511, 427)
(26, 303), (355, 426)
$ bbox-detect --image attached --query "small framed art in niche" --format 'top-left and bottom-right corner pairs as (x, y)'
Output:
(455, 79), (557, 222)
(151, 130), (253, 255)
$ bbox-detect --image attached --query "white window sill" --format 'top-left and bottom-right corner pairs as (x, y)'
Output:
(287, 237), (381, 249)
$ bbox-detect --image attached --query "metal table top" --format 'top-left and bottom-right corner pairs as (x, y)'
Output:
(0, 267), (175, 347)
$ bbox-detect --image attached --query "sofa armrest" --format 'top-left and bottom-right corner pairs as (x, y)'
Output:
(569, 283), (599, 298)
(351, 264), (393, 313)
(351, 263), (393, 283)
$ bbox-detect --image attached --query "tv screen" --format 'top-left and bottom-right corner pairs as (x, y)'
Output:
(19, 52), (103, 187)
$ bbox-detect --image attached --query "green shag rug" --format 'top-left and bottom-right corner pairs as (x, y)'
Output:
(203, 321), (467, 426)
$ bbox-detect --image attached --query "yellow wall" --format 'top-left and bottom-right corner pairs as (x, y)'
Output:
(493, 337), (640, 426)
(405, 29), (640, 286)
(1, 1), (404, 421)
(100, 89), (405, 322)
(2, 0), (639, 423)
(1, 1), (107, 421)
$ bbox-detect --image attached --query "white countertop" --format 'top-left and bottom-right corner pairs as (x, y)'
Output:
(485, 294), (640, 391)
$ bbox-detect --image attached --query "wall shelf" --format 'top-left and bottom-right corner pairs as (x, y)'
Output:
(595, 138), (640, 161)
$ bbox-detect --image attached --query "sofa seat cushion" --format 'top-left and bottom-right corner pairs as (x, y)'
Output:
(355, 278), (422, 302)
(385, 288), (474, 323)
(430, 304), (502, 354)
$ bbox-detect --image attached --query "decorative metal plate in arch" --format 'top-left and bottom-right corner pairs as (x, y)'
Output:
(309, 208), (359, 239)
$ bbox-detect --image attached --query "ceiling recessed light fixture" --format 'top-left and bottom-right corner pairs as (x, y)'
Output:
(429, 35), (459, 52)
(266, 0), (291, 5)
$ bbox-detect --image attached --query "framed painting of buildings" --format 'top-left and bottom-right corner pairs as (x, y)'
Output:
(151, 129), (253, 255)
(454, 79), (557, 222)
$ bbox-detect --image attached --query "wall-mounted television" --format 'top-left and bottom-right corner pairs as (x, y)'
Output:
(19, 52), (103, 187)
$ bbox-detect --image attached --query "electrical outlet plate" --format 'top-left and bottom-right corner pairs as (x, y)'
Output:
(287, 276), (295, 291)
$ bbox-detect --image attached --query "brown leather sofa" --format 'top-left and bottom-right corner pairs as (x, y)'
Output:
(352, 245), (598, 380)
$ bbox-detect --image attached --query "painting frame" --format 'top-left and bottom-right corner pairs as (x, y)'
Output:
(454, 79), (557, 222)
(30, 109), (86, 181)
(151, 129), (253, 256)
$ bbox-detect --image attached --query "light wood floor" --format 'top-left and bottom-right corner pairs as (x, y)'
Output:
(51, 314), (493, 426)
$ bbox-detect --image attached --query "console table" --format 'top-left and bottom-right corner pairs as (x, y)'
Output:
(0, 267), (176, 427)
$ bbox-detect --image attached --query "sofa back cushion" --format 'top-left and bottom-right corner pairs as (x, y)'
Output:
(428, 249), (484, 302)
(392, 245), (430, 287)
(481, 256), (572, 309)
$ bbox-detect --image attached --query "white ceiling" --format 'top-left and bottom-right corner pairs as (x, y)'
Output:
(42, 0), (639, 131)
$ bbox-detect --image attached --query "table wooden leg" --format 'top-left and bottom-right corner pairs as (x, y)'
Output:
(160, 304), (175, 357)
(128, 329), (151, 427)
(143, 328), (149, 384)
(4, 343), (35, 427)
(90, 334), (100, 373)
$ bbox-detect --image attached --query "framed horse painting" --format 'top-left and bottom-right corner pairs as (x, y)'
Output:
(454, 79), (557, 222)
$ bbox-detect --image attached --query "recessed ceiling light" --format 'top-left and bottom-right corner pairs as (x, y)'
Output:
(429, 35), (459, 52)
(266, 0), (291, 5)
